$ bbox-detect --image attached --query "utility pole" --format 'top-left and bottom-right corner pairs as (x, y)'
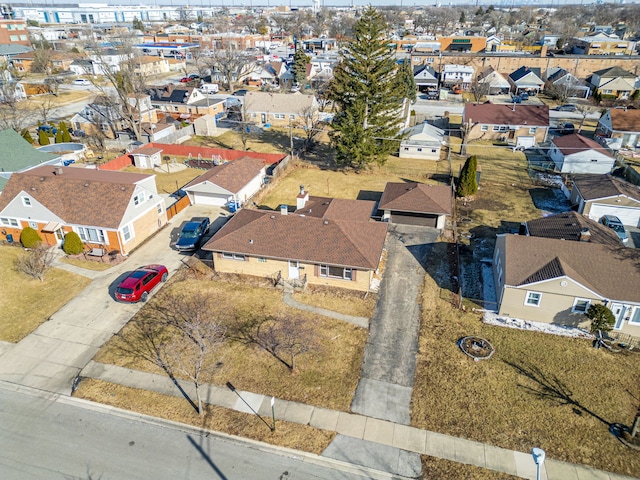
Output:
(288, 117), (294, 160)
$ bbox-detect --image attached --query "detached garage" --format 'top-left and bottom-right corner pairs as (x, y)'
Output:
(550, 134), (615, 174)
(571, 174), (640, 227)
(379, 182), (452, 230)
(183, 156), (267, 208)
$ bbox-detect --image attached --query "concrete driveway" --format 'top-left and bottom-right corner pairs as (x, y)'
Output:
(323, 224), (440, 477)
(0, 205), (225, 395)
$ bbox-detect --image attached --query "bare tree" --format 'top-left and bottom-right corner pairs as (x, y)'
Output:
(469, 79), (490, 103)
(576, 104), (598, 133)
(116, 290), (226, 416)
(210, 47), (256, 91)
(87, 35), (151, 141)
(231, 312), (316, 372)
(34, 95), (59, 125)
(297, 104), (322, 154)
(14, 245), (56, 282)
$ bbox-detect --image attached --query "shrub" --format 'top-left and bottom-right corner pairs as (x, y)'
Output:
(63, 231), (83, 255)
(15, 245), (55, 282)
(38, 129), (50, 145)
(20, 227), (42, 248)
(55, 129), (63, 143)
(60, 121), (72, 142)
(21, 129), (34, 144)
(586, 304), (615, 334)
(456, 155), (479, 197)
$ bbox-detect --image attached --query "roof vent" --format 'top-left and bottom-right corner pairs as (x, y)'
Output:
(40, 177), (45, 181)
(30, 187), (36, 191)
(249, 239), (254, 244)
(270, 215), (276, 219)
(323, 220), (329, 225)
(84, 182), (89, 187)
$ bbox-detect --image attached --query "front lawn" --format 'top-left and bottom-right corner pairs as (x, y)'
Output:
(93, 273), (367, 412)
(412, 245), (640, 478)
(0, 246), (92, 342)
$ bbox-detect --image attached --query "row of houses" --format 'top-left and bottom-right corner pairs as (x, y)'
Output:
(416, 64), (638, 100)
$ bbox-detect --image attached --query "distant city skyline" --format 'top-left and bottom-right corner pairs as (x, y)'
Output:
(7, 0), (624, 8)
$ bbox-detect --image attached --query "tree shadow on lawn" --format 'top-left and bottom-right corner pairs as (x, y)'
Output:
(504, 360), (612, 428)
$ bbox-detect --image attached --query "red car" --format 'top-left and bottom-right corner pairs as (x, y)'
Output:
(180, 77), (190, 83)
(115, 264), (168, 302)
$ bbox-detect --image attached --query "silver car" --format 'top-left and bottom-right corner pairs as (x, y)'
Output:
(599, 215), (628, 244)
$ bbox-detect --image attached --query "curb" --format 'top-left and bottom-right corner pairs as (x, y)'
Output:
(0, 380), (410, 480)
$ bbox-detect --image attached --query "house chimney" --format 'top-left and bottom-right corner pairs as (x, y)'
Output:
(579, 227), (591, 242)
(296, 185), (309, 210)
(280, 204), (288, 215)
(55, 166), (63, 175)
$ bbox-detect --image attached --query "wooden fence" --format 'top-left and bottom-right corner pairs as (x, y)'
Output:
(166, 194), (191, 221)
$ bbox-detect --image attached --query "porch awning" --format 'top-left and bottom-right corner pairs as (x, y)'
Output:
(179, 113), (191, 119)
(42, 221), (63, 233)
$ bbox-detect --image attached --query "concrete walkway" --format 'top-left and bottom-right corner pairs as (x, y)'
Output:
(79, 361), (636, 480)
(283, 291), (369, 328)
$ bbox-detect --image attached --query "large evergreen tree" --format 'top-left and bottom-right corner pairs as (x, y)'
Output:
(292, 49), (310, 87)
(329, 7), (407, 170)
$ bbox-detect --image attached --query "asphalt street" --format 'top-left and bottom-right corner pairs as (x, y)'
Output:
(0, 384), (391, 480)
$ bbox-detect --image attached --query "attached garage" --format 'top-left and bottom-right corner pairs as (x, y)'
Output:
(588, 204), (640, 227)
(191, 191), (232, 206)
(390, 212), (439, 227)
(572, 175), (640, 228)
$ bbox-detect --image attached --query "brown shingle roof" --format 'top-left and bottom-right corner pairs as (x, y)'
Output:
(203, 201), (387, 269)
(184, 157), (266, 194)
(0, 165), (151, 229)
(551, 134), (613, 158)
(131, 147), (163, 156)
(295, 196), (376, 221)
(609, 108), (640, 133)
(378, 182), (452, 215)
(525, 211), (621, 246)
(502, 234), (640, 302)
(463, 103), (549, 126)
(572, 174), (640, 202)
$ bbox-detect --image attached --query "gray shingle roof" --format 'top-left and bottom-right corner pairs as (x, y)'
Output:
(0, 129), (59, 173)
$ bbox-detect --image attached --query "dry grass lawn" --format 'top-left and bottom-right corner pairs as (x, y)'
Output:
(60, 257), (114, 271)
(412, 244), (640, 477)
(0, 246), (91, 342)
(256, 157), (448, 209)
(422, 456), (520, 480)
(293, 285), (377, 318)
(122, 165), (202, 194)
(74, 379), (335, 454)
(95, 274), (367, 412)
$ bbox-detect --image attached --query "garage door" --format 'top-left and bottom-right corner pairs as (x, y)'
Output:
(390, 212), (438, 227)
(192, 192), (229, 206)
(589, 203), (640, 228)
(516, 136), (536, 149)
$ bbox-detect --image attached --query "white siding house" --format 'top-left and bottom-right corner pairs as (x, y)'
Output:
(549, 134), (615, 174)
(399, 122), (445, 160)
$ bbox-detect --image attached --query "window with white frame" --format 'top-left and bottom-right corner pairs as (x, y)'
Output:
(481, 125), (488, 132)
(319, 264), (353, 280)
(525, 291), (542, 307)
(274, 113), (285, 119)
(289, 114), (295, 120)
(572, 298), (590, 314)
(122, 224), (133, 242)
(22, 196), (31, 207)
(257, 257), (267, 263)
(1, 217), (19, 227)
(529, 127), (537, 134)
(28, 221), (38, 229)
(157, 204), (163, 214)
(77, 227), (106, 243)
(629, 308), (640, 325)
(222, 252), (246, 260)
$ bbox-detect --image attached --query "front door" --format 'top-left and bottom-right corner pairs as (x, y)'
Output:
(611, 303), (626, 330)
(261, 113), (266, 124)
(288, 260), (299, 280)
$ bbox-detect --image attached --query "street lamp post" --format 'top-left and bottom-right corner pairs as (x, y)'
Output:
(531, 447), (546, 480)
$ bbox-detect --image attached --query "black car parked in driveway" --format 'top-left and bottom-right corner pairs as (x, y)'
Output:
(175, 217), (210, 251)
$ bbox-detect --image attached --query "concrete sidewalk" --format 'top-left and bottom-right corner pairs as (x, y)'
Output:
(79, 361), (636, 480)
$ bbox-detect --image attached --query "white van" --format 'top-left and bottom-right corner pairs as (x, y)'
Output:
(200, 83), (219, 94)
